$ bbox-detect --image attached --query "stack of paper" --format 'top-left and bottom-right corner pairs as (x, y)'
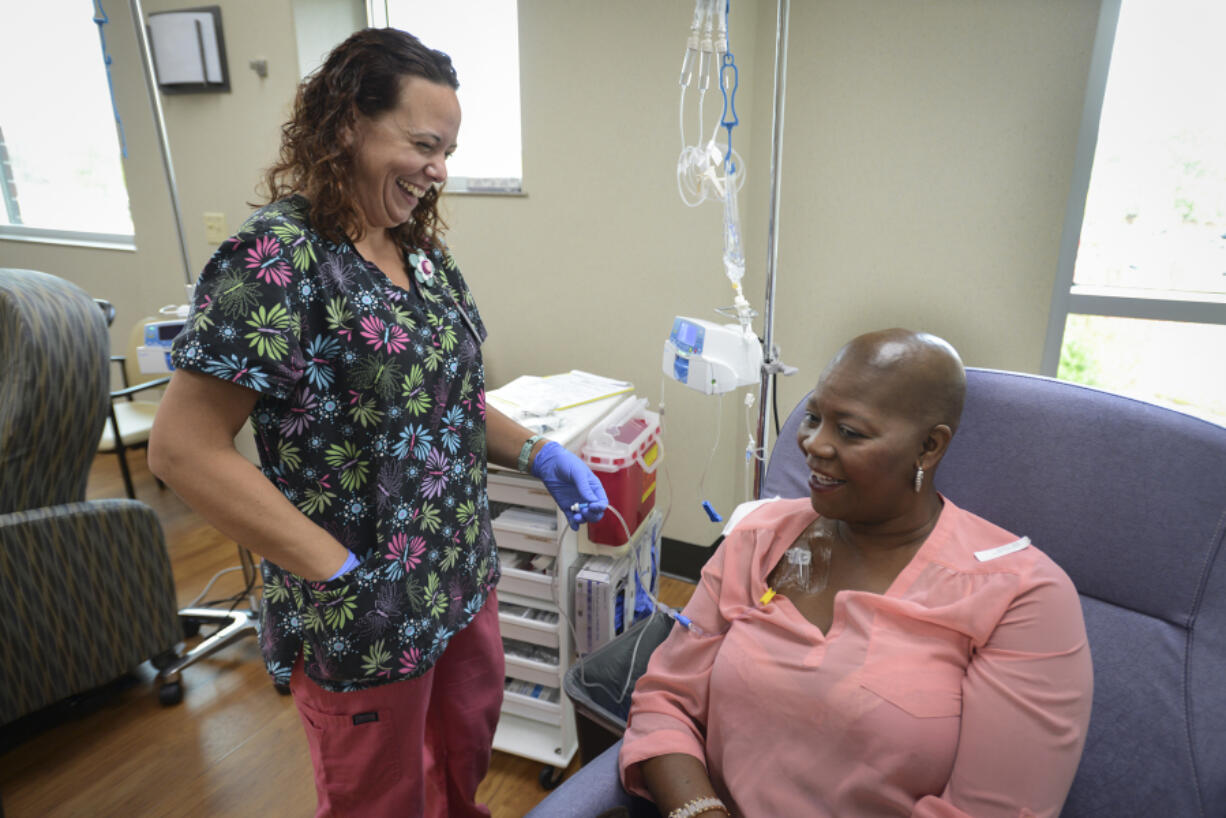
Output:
(489, 370), (633, 415)
(488, 370), (635, 449)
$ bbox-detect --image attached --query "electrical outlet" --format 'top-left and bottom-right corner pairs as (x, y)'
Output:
(203, 211), (227, 245)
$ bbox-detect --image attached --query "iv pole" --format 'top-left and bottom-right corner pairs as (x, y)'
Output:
(128, 0), (194, 286)
(752, 0), (790, 499)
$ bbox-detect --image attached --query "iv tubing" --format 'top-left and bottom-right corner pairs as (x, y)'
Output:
(690, 0), (707, 38)
(657, 375), (675, 538)
(677, 0), (745, 208)
(711, 0), (729, 145)
(556, 487), (688, 705)
(560, 387), (685, 704)
(599, 504), (709, 636)
(546, 524), (648, 706)
(696, 392), (723, 507)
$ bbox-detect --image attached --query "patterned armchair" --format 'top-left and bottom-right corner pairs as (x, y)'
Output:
(0, 268), (183, 726)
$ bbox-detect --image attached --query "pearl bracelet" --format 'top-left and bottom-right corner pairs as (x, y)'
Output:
(667, 796), (729, 818)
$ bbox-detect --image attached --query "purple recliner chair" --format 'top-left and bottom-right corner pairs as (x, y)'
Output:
(527, 368), (1226, 817)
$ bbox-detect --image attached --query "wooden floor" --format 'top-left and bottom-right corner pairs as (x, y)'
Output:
(0, 452), (694, 818)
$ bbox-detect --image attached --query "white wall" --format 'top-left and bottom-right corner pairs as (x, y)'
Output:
(0, 0), (1103, 547)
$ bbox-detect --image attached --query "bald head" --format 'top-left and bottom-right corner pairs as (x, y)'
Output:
(823, 329), (966, 433)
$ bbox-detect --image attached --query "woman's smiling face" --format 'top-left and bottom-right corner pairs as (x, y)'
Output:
(796, 356), (930, 526)
(348, 75), (460, 238)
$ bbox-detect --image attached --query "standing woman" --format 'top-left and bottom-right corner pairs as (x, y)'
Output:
(149, 28), (606, 818)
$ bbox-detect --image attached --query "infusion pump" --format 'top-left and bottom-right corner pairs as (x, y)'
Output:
(663, 316), (763, 395)
(137, 319), (186, 374)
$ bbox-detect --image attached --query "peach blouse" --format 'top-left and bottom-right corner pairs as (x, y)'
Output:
(620, 497), (1092, 817)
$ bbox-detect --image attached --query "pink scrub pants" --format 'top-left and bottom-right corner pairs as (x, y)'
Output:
(290, 592), (505, 818)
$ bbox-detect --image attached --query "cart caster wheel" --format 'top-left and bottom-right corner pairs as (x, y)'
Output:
(158, 680), (183, 706)
(182, 618), (202, 639)
(539, 765), (564, 790)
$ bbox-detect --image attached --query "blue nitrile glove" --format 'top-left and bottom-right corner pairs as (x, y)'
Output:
(327, 550), (360, 581)
(530, 441), (608, 530)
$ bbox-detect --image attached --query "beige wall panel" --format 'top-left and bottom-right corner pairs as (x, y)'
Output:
(766, 1), (1101, 430)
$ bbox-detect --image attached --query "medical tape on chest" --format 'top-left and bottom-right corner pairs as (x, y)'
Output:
(973, 536), (1031, 562)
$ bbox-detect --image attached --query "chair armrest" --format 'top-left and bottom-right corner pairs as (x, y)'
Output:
(525, 740), (660, 817)
(0, 499), (183, 724)
(111, 376), (171, 400)
(110, 355), (131, 389)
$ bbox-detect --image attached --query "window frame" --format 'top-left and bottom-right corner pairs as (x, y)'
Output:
(1041, 0), (1226, 377)
(0, 224), (135, 251)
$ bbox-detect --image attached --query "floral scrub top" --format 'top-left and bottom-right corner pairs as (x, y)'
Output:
(171, 196), (499, 692)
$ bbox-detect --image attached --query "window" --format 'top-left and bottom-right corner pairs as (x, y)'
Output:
(1046, 0), (1226, 424)
(0, 1), (134, 245)
(368, 0), (523, 193)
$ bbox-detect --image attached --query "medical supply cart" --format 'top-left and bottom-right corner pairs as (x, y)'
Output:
(486, 379), (630, 789)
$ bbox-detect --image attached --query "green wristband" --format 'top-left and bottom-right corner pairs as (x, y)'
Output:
(518, 434), (545, 473)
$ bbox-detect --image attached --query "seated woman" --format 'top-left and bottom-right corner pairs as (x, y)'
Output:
(619, 329), (1093, 818)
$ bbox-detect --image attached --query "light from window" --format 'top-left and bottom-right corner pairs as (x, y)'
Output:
(0, 2), (134, 241)
(376, 0), (523, 193)
(1074, 1), (1226, 296)
(1055, 0), (1226, 426)
(1059, 314), (1225, 425)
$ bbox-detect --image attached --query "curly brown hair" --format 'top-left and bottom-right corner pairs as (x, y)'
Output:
(256, 28), (459, 250)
